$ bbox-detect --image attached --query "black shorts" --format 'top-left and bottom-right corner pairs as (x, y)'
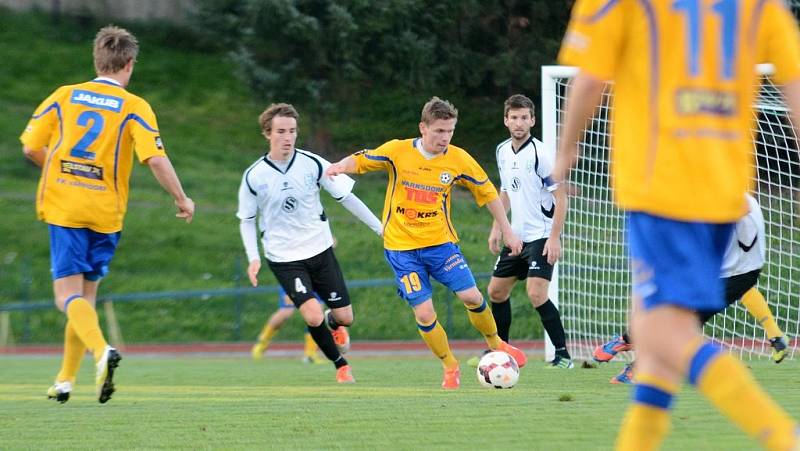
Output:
(492, 238), (554, 281)
(723, 268), (761, 304)
(267, 247), (351, 309)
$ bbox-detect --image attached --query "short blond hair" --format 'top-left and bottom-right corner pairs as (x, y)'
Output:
(93, 26), (138, 75)
(420, 96), (458, 124)
(259, 103), (299, 134)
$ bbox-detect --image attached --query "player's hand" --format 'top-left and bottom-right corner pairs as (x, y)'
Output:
(175, 197), (195, 223)
(247, 259), (261, 287)
(503, 231), (523, 256)
(543, 236), (562, 265)
(488, 226), (502, 255)
(324, 163), (344, 179)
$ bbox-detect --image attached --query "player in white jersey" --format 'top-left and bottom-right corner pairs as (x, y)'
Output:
(237, 103), (382, 383)
(476, 94), (573, 368)
(595, 194), (789, 383)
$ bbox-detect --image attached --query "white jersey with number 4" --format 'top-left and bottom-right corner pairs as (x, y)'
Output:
(496, 136), (556, 242)
(721, 194), (766, 278)
(236, 149), (354, 262)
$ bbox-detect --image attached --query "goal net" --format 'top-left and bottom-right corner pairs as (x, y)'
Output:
(541, 65), (800, 362)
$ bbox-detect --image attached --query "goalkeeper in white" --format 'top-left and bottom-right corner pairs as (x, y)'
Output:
(594, 194), (789, 384)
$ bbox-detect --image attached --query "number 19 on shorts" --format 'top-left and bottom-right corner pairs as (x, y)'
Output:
(400, 272), (422, 295)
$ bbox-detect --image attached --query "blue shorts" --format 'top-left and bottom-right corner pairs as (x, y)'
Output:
(627, 212), (733, 312)
(277, 287), (323, 309)
(49, 225), (121, 281)
(384, 242), (476, 306)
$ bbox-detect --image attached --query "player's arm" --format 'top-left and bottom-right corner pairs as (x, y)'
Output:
(338, 193), (383, 236)
(543, 184), (568, 264)
(325, 155), (356, 177)
(488, 191), (510, 254)
(146, 156), (195, 223)
(553, 0), (624, 184)
(237, 174), (261, 287)
(552, 73), (605, 185)
(486, 197), (522, 256)
(327, 142), (396, 178)
(239, 218), (261, 287)
(782, 80), (800, 145)
(22, 145), (47, 167)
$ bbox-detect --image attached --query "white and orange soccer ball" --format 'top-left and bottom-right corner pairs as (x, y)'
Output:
(476, 351), (520, 389)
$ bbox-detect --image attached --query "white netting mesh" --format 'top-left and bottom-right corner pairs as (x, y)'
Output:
(543, 65), (800, 361)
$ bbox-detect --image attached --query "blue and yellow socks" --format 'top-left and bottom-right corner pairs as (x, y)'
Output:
(64, 296), (108, 362)
(466, 299), (502, 349)
(688, 341), (796, 450)
(740, 288), (783, 340)
(616, 373), (677, 451)
(56, 320), (86, 383)
(417, 317), (458, 369)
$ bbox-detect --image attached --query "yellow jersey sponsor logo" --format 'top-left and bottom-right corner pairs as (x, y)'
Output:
(60, 160), (103, 180)
(675, 89), (737, 116)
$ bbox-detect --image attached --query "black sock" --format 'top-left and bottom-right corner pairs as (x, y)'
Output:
(325, 310), (339, 330)
(491, 298), (512, 343)
(307, 323), (347, 368)
(536, 300), (570, 359)
(622, 331), (631, 344)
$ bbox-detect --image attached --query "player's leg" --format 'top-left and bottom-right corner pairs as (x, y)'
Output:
(522, 238), (571, 367)
(50, 226), (121, 403)
(252, 291), (295, 360)
(617, 213), (797, 450)
(385, 247), (459, 388)
(308, 248), (353, 353)
(50, 277), (99, 403)
(487, 244), (527, 343)
(739, 286), (788, 363)
(268, 259), (351, 382)
(469, 260), (517, 366)
(412, 299), (460, 389)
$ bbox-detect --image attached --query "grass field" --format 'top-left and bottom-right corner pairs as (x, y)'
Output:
(2, 355), (797, 450)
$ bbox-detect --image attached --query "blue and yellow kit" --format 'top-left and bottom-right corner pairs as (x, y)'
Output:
(20, 78), (167, 233)
(559, 0), (800, 222)
(353, 139), (498, 250)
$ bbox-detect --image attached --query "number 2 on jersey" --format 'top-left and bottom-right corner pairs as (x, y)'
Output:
(400, 272), (422, 294)
(673, 0), (738, 79)
(70, 110), (104, 160)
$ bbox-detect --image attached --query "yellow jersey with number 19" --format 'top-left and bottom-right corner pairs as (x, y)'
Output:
(353, 139), (498, 251)
(558, 0), (800, 222)
(20, 79), (167, 233)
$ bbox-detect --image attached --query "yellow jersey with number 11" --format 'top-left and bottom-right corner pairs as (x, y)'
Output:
(559, 0), (800, 222)
(20, 78), (167, 233)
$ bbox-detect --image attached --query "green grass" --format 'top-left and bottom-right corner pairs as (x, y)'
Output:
(0, 10), (524, 343)
(1, 356), (797, 449)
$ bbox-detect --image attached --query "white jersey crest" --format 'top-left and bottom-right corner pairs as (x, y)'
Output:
(496, 136), (556, 241)
(721, 194), (766, 278)
(236, 149), (355, 262)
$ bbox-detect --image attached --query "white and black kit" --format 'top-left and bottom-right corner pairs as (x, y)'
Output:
(237, 148), (381, 307)
(493, 136), (557, 280)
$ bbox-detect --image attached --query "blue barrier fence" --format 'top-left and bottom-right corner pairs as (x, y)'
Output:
(0, 272), (493, 343)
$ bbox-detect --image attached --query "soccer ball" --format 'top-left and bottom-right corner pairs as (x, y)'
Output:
(476, 351), (520, 389)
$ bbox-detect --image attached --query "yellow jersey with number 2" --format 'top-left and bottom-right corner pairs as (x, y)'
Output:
(21, 78), (166, 233)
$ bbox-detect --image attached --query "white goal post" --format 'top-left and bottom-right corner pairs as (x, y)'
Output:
(541, 64), (800, 362)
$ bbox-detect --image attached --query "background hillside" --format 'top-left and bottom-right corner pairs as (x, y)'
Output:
(0, 9), (556, 343)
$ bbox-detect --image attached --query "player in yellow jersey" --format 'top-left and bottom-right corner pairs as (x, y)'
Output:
(325, 97), (526, 389)
(250, 287), (324, 364)
(554, 1), (800, 449)
(20, 26), (194, 404)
